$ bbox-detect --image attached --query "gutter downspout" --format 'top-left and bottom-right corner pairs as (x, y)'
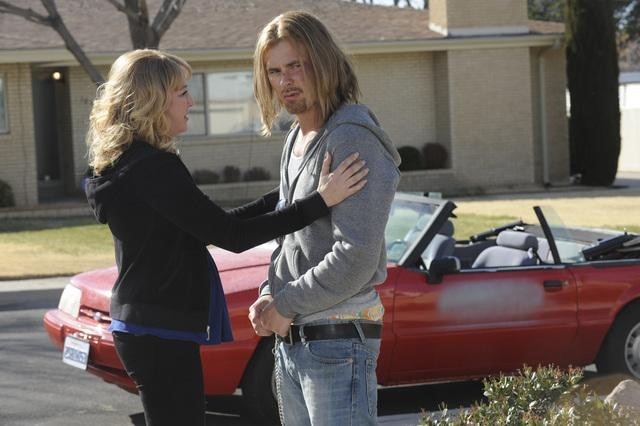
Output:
(538, 38), (562, 187)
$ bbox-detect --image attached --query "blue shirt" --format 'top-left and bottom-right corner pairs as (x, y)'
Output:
(110, 254), (233, 345)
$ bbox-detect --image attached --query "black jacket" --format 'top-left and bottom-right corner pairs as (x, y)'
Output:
(85, 140), (328, 332)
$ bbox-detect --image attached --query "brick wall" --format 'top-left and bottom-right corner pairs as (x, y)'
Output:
(430, 0), (528, 34)
(356, 52), (436, 150)
(447, 47), (535, 187)
(67, 54), (440, 186)
(0, 64), (37, 207)
(53, 43), (567, 201)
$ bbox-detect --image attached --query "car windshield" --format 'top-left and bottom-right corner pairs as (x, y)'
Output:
(538, 206), (586, 263)
(385, 195), (441, 263)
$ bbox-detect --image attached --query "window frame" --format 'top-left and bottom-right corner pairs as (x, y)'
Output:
(186, 70), (261, 138)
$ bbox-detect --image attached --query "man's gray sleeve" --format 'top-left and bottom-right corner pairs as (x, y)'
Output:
(273, 125), (399, 318)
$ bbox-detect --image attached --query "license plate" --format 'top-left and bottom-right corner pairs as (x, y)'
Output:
(62, 335), (90, 370)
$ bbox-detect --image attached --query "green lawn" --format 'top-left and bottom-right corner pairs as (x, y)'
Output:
(0, 217), (114, 279)
(0, 212), (516, 279)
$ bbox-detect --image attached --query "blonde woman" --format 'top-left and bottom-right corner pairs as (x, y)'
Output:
(84, 49), (367, 425)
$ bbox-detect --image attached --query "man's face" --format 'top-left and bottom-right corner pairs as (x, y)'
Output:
(265, 40), (317, 116)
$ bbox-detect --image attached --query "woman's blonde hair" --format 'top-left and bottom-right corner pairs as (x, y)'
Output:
(87, 49), (191, 174)
(253, 11), (360, 136)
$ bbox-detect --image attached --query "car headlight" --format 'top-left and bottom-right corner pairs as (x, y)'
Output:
(58, 284), (82, 318)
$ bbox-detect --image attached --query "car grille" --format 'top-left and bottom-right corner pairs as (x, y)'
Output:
(79, 307), (112, 325)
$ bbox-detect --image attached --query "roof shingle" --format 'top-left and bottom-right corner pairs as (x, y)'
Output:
(0, 0), (563, 54)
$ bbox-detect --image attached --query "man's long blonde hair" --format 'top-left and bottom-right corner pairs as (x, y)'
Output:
(253, 11), (360, 136)
(87, 49), (191, 174)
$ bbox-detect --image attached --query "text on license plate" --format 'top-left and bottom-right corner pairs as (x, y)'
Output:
(62, 335), (90, 370)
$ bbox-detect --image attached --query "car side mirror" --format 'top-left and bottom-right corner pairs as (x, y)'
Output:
(428, 256), (460, 284)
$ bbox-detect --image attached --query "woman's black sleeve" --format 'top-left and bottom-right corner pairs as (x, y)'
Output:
(133, 154), (328, 253)
(226, 187), (280, 219)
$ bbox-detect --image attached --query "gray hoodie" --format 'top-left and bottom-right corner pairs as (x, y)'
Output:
(260, 104), (401, 324)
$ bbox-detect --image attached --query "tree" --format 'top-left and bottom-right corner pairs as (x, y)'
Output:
(614, 0), (640, 42)
(566, 0), (621, 185)
(528, 0), (565, 21)
(0, 0), (185, 85)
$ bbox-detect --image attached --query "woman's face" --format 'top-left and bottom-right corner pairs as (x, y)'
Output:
(165, 79), (193, 137)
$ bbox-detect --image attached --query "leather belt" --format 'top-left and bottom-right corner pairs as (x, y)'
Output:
(281, 322), (382, 345)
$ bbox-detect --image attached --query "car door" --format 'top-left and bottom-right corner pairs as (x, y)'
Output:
(388, 264), (578, 384)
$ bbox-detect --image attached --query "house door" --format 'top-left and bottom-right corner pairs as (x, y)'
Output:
(32, 67), (74, 202)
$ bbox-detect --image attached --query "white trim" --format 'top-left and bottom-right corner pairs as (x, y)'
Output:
(620, 72), (640, 84)
(430, 23), (530, 37)
(0, 33), (563, 65)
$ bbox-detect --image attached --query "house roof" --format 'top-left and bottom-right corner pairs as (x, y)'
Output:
(0, 0), (563, 61)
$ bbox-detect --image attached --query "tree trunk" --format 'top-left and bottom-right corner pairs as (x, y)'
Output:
(566, 0), (621, 186)
(124, 0), (158, 49)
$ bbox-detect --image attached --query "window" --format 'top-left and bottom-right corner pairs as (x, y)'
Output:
(186, 71), (292, 137)
(186, 71), (259, 136)
(0, 75), (7, 133)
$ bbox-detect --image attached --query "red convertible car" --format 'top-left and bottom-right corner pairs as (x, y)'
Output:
(44, 193), (640, 421)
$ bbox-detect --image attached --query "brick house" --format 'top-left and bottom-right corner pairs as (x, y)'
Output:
(0, 0), (567, 207)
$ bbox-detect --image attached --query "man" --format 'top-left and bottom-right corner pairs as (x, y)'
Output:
(249, 11), (401, 425)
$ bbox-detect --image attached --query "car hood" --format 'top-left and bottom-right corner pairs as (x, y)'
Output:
(70, 242), (276, 313)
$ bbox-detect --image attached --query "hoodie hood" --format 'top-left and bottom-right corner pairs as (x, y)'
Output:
(323, 104), (401, 167)
(85, 168), (118, 224)
(85, 140), (158, 224)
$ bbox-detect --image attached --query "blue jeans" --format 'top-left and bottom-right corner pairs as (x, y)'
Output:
(274, 321), (381, 426)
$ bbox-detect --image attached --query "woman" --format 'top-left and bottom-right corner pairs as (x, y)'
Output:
(84, 49), (367, 425)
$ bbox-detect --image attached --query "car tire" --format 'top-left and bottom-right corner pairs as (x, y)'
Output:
(596, 301), (640, 380)
(241, 338), (280, 425)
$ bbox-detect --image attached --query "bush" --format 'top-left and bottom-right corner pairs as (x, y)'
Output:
(222, 165), (241, 183)
(0, 179), (15, 208)
(420, 365), (637, 425)
(192, 169), (220, 185)
(398, 146), (424, 171)
(243, 167), (272, 182)
(422, 143), (448, 170)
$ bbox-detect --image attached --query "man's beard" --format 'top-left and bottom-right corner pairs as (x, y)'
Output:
(284, 98), (309, 115)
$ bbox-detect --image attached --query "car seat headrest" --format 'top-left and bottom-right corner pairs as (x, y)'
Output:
(496, 230), (538, 251)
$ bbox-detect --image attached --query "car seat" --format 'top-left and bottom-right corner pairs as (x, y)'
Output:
(421, 220), (456, 269)
(471, 230), (538, 268)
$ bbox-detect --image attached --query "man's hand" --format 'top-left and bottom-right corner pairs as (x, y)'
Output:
(260, 302), (293, 337)
(248, 295), (274, 336)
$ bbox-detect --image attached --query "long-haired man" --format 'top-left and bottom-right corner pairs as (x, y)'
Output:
(249, 11), (401, 425)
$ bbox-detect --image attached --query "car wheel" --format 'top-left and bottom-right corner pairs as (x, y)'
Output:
(596, 302), (640, 379)
(240, 338), (280, 424)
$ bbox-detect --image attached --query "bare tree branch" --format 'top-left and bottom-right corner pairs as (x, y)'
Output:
(1, 0), (185, 83)
(124, 0), (155, 48)
(39, 0), (105, 84)
(0, 1), (50, 25)
(105, 0), (139, 22)
(152, 0), (186, 41)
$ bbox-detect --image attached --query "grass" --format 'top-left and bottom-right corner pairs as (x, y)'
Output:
(1, 189), (639, 279)
(0, 217), (114, 279)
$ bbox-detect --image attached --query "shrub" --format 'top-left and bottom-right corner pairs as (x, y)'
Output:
(243, 167), (272, 182)
(222, 165), (241, 183)
(420, 365), (638, 425)
(422, 143), (448, 170)
(0, 179), (15, 208)
(192, 169), (220, 185)
(398, 146), (424, 171)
